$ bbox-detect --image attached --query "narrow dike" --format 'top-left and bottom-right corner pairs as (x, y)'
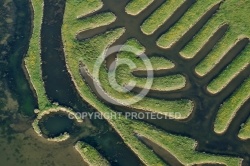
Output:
(40, 0), (141, 165)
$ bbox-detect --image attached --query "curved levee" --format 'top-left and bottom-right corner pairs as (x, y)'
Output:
(214, 77), (250, 134)
(75, 141), (110, 166)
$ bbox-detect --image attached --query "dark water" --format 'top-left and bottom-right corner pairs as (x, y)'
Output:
(7, 0), (37, 116)
(39, 113), (74, 138)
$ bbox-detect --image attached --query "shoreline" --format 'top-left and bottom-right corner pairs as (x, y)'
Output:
(32, 106), (83, 142)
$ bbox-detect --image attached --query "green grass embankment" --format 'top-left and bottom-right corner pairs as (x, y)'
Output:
(76, 12), (116, 32)
(62, 1), (182, 165)
(214, 78), (250, 134)
(117, 38), (186, 91)
(75, 141), (110, 166)
(207, 45), (250, 94)
(181, 0), (250, 61)
(25, 0), (51, 111)
(125, 0), (153, 16)
(157, 0), (220, 49)
(141, 0), (185, 35)
(238, 117), (250, 140)
(25, 0), (84, 142)
(135, 126), (242, 166)
(180, 21), (227, 59)
(135, 56), (175, 70)
(99, 38), (192, 117)
(195, 35), (245, 76)
(179, 0), (250, 76)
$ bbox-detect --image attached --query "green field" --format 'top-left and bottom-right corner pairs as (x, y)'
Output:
(157, 0), (220, 49)
(141, 0), (184, 35)
(195, 35), (246, 76)
(125, 0), (153, 15)
(181, 0), (250, 62)
(22, 0), (250, 164)
(60, 0), (247, 164)
(238, 117), (250, 140)
(135, 56), (175, 70)
(24, 0), (84, 142)
(180, 22), (227, 59)
(24, 0), (51, 111)
(136, 127), (242, 166)
(214, 78), (250, 134)
(76, 12), (116, 32)
(116, 39), (186, 91)
(75, 142), (110, 166)
(207, 45), (250, 94)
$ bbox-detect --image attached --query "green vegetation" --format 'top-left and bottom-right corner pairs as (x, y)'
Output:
(207, 45), (250, 94)
(47, 133), (70, 142)
(157, 0), (220, 49)
(99, 39), (192, 117)
(118, 39), (184, 91)
(159, 0), (250, 55)
(63, 11), (193, 120)
(135, 56), (175, 70)
(25, 0), (248, 164)
(24, 0), (51, 110)
(121, 38), (145, 55)
(75, 142), (110, 166)
(115, 60), (185, 92)
(141, 0), (184, 35)
(25, 0), (85, 142)
(125, 0), (153, 16)
(76, 12), (116, 32)
(214, 78), (250, 134)
(195, 35), (245, 76)
(32, 106), (83, 141)
(134, 74), (186, 91)
(136, 127), (242, 166)
(62, 1), (192, 164)
(186, 0), (250, 76)
(180, 22), (227, 59)
(238, 117), (250, 140)
(119, 38), (175, 70)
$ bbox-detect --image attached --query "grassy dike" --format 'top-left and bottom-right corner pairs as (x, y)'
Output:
(214, 78), (250, 134)
(25, 0), (82, 142)
(180, 22), (228, 59)
(178, 0), (250, 76)
(195, 35), (247, 77)
(62, 0), (242, 165)
(238, 117), (250, 140)
(75, 141), (110, 166)
(125, 0), (153, 16)
(97, 38), (192, 118)
(207, 44), (250, 94)
(25, 0), (50, 110)
(135, 127), (242, 166)
(157, 0), (220, 49)
(116, 39), (186, 92)
(135, 56), (175, 70)
(141, 0), (185, 35)
(76, 12), (116, 32)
